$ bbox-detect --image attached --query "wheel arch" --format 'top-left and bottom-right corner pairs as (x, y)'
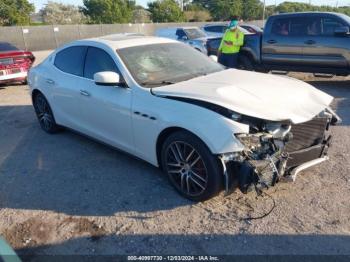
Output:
(156, 126), (227, 200)
(31, 89), (44, 103)
(156, 126), (213, 169)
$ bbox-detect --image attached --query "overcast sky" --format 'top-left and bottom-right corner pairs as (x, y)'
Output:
(30, 0), (350, 11)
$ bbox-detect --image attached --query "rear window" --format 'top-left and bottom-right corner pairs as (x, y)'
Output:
(54, 46), (87, 76)
(0, 42), (19, 52)
(204, 26), (226, 33)
(183, 28), (206, 39)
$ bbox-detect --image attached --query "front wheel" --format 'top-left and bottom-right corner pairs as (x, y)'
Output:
(161, 131), (223, 201)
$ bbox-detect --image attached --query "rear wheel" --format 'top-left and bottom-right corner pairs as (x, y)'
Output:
(33, 92), (60, 133)
(161, 131), (223, 201)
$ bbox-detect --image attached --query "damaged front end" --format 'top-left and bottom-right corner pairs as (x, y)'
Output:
(220, 108), (340, 195)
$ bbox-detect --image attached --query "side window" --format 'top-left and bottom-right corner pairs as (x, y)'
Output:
(204, 26), (214, 32)
(176, 29), (186, 39)
(54, 46), (87, 76)
(322, 17), (346, 36)
(205, 26), (221, 33)
(84, 47), (119, 80)
(220, 26), (227, 33)
(306, 18), (322, 36)
(290, 17), (310, 36)
(271, 18), (290, 36)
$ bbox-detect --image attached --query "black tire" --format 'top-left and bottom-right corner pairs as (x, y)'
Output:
(33, 92), (60, 134)
(238, 55), (255, 71)
(160, 131), (223, 201)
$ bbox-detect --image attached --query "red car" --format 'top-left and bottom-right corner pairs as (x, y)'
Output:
(0, 42), (35, 85)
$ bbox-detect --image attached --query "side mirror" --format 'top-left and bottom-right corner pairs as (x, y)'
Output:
(94, 71), (120, 86)
(334, 26), (349, 36)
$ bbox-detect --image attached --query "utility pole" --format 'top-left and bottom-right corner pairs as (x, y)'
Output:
(262, 0), (266, 26)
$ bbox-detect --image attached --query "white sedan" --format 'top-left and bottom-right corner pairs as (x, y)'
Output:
(28, 34), (340, 201)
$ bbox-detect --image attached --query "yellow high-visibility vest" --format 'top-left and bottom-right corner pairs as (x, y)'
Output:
(219, 29), (245, 54)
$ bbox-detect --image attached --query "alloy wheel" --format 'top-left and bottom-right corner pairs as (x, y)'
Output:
(165, 141), (208, 197)
(34, 95), (54, 131)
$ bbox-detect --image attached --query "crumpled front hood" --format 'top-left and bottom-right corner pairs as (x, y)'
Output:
(152, 69), (334, 124)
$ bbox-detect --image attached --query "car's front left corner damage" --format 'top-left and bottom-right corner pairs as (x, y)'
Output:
(219, 108), (341, 196)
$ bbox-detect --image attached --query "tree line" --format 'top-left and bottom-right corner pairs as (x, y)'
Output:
(0, 0), (350, 26)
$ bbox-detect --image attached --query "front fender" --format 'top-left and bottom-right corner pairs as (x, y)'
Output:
(132, 92), (248, 166)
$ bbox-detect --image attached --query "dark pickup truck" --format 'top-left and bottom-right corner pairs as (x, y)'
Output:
(207, 12), (350, 76)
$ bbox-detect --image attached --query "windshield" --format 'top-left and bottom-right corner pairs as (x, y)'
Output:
(184, 28), (206, 39)
(0, 42), (19, 52)
(117, 43), (224, 88)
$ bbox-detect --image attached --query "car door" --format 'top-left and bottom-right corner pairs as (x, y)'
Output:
(76, 46), (134, 154)
(302, 14), (349, 69)
(51, 46), (88, 130)
(262, 16), (304, 67)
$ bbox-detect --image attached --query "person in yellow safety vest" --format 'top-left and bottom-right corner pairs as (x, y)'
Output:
(218, 17), (245, 68)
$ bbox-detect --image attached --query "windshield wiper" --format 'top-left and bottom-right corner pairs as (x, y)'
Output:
(141, 80), (175, 87)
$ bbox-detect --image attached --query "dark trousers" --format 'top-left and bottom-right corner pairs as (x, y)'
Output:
(218, 53), (239, 68)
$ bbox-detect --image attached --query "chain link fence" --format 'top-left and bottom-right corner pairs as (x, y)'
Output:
(0, 21), (263, 51)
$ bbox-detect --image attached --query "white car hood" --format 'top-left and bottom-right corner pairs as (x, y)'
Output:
(152, 69), (334, 124)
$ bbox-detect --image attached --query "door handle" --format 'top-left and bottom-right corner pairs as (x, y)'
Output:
(80, 90), (90, 97)
(305, 40), (316, 45)
(267, 39), (277, 44)
(46, 79), (55, 85)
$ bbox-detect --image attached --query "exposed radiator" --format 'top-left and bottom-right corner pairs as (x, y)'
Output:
(284, 116), (330, 152)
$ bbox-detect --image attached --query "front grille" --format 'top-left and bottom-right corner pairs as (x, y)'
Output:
(284, 116), (329, 152)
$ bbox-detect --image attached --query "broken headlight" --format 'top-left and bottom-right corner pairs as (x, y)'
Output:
(236, 123), (292, 153)
(236, 133), (266, 151)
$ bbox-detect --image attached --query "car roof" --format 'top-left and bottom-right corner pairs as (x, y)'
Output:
(269, 11), (342, 18)
(158, 26), (199, 30)
(177, 26), (199, 29)
(204, 23), (227, 27)
(73, 34), (178, 50)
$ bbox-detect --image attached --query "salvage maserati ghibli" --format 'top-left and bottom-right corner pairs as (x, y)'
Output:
(28, 35), (341, 201)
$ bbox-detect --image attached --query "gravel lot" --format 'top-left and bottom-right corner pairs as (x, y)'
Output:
(0, 51), (350, 257)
